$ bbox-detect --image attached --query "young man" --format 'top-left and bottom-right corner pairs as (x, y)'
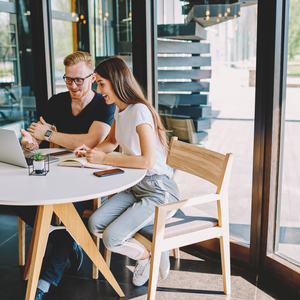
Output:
(21, 52), (113, 150)
(13, 51), (115, 300)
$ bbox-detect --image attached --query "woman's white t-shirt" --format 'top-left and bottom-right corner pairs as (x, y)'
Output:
(114, 103), (172, 177)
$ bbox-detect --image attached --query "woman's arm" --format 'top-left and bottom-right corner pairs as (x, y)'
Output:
(94, 120), (118, 152)
(79, 123), (156, 169)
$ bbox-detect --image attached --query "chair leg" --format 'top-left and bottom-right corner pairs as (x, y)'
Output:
(18, 218), (26, 266)
(220, 234), (231, 295)
(147, 249), (161, 300)
(92, 235), (99, 279)
(104, 247), (112, 268)
(55, 216), (61, 225)
(172, 247), (180, 259)
(91, 197), (102, 278)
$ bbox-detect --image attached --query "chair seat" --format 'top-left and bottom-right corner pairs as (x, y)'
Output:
(138, 206), (218, 241)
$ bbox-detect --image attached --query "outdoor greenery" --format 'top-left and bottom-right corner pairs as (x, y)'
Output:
(51, 0), (71, 11)
(0, 68), (13, 77)
(52, 0), (75, 71)
(287, 64), (300, 76)
(52, 19), (74, 70)
(288, 0), (300, 59)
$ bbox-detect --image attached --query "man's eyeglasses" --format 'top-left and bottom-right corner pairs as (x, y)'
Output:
(63, 73), (94, 86)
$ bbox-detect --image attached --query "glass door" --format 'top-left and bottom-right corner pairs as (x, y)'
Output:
(157, 0), (257, 252)
(92, 0), (132, 73)
(51, 0), (79, 94)
(0, 1), (36, 138)
(93, 0), (131, 58)
(275, 0), (300, 267)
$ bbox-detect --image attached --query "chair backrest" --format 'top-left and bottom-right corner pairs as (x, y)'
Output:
(165, 117), (198, 144)
(167, 137), (233, 193)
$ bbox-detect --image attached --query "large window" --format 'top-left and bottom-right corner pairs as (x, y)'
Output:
(93, 0), (115, 58)
(157, 0), (257, 245)
(51, 0), (79, 93)
(0, 1), (35, 137)
(276, 0), (300, 267)
(92, 0), (132, 63)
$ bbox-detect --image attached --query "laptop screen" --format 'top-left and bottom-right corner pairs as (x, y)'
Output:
(0, 128), (58, 168)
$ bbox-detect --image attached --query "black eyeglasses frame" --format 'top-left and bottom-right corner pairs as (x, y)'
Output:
(63, 73), (94, 86)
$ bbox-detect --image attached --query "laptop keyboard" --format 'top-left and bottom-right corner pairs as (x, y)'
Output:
(25, 157), (33, 166)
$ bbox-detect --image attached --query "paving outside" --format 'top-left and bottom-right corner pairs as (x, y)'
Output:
(173, 65), (300, 265)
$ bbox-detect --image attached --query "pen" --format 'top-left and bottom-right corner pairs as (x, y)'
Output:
(77, 150), (86, 154)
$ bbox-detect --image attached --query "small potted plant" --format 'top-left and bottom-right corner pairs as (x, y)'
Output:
(33, 150), (45, 174)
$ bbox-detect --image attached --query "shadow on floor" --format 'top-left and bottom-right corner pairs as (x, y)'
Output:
(0, 205), (299, 300)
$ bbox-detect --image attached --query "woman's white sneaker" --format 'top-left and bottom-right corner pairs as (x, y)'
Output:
(132, 258), (151, 286)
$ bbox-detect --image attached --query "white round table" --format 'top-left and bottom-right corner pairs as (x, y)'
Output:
(0, 150), (146, 206)
(0, 149), (146, 300)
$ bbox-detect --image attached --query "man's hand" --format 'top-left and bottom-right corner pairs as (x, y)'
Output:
(20, 129), (39, 152)
(27, 117), (51, 141)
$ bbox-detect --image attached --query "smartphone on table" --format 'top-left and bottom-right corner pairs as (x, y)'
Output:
(93, 168), (124, 177)
(50, 150), (73, 156)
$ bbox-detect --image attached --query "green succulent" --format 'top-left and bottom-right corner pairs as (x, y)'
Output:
(33, 150), (44, 161)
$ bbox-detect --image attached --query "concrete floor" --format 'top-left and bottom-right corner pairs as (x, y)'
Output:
(0, 205), (298, 300)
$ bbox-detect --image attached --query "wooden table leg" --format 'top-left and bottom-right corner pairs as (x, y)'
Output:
(25, 205), (53, 300)
(18, 218), (26, 266)
(23, 207), (40, 281)
(53, 203), (124, 297)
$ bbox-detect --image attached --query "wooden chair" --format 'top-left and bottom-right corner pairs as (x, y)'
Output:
(165, 116), (200, 144)
(132, 136), (233, 299)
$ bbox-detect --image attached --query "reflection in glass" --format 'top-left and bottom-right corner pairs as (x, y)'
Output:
(0, 12), (15, 83)
(94, 0), (115, 57)
(158, 1), (257, 244)
(52, 19), (74, 93)
(0, 7), (36, 137)
(276, 0), (300, 266)
(116, 0), (132, 44)
(51, 0), (72, 12)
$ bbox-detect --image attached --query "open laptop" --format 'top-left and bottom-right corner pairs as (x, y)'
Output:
(0, 128), (59, 168)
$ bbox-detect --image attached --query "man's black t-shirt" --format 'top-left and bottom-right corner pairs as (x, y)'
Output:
(42, 91), (115, 134)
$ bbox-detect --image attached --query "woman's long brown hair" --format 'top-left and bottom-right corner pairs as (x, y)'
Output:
(95, 56), (169, 153)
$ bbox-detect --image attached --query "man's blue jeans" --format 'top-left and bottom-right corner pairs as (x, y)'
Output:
(12, 200), (90, 286)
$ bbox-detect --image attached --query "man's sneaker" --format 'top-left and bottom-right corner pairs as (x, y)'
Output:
(69, 242), (83, 272)
(159, 250), (170, 279)
(34, 288), (46, 300)
(132, 258), (151, 286)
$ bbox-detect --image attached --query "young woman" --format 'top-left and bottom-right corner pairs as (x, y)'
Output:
(74, 56), (180, 286)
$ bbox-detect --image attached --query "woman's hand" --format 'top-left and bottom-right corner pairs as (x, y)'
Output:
(85, 148), (106, 164)
(74, 144), (90, 157)
(74, 144), (106, 163)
